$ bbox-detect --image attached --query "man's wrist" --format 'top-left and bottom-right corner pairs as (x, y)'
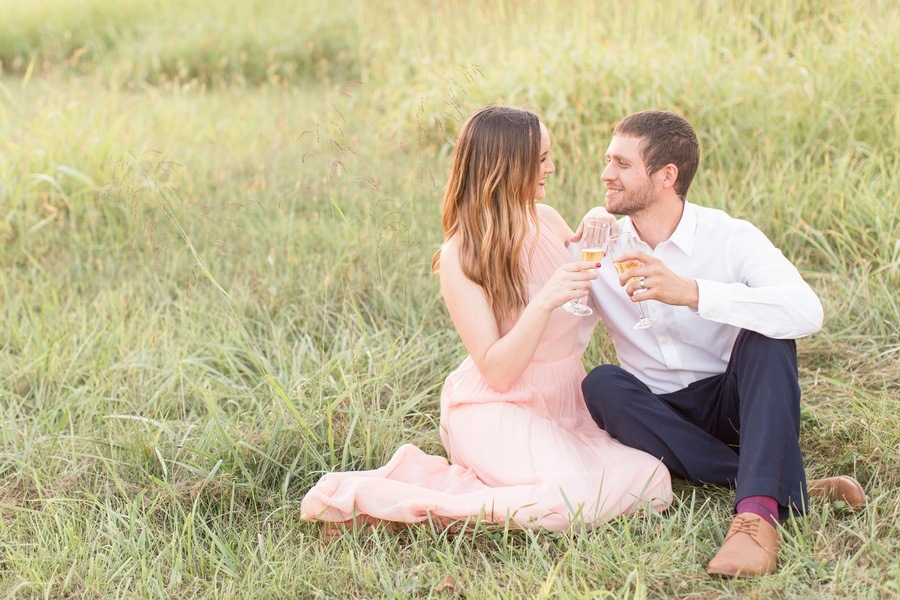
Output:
(685, 278), (699, 310)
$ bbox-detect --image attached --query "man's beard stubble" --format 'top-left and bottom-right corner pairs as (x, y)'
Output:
(606, 181), (656, 217)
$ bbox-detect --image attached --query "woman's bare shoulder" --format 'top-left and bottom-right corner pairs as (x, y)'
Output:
(439, 234), (461, 264)
(536, 203), (574, 245)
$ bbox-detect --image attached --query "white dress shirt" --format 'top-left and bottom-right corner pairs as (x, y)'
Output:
(587, 202), (823, 394)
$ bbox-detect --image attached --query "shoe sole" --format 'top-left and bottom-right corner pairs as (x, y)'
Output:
(707, 567), (776, 578)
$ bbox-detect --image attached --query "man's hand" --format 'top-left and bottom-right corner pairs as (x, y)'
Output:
(572, 206), (618, 242)
(616, 251), (699, 309)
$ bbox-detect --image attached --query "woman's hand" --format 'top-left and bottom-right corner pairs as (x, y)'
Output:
(440, 242), (598, 393)
(572, 206), (618, 242)
(532, 261), (599, 311)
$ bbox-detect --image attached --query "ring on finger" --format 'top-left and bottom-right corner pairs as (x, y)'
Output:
(639, 276), (647, 290)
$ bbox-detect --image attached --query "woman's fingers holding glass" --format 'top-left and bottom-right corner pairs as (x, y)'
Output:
(558, 260), (600, 316)
(579, 260), (602, 274)
(566, 276), (594, 297)
(559, 261), (602, 275)
(544, 262), (597, 307)
(563, 264), (600, 290)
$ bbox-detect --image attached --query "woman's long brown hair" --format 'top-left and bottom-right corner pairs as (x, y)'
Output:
(431, 106), (541, 325)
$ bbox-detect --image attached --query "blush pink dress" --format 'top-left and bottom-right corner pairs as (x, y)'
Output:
(300, 214), (672, 531)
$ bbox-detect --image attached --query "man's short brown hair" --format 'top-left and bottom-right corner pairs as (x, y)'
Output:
(614, 110), (700, 200)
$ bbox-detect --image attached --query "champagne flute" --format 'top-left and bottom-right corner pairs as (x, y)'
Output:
(608, 231), (656, 329)
(563, 220), (610, 317)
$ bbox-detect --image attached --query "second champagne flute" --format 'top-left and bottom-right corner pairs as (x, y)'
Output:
(608, 231), (656, 329)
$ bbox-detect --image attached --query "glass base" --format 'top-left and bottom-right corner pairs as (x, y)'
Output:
(632, 317), (656, 330)
(563, 300), (593, 317)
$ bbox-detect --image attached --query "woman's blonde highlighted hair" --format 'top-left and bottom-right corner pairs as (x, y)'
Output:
(431, 106), (541, 324)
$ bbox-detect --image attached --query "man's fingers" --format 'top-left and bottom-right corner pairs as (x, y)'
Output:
(618, 267), (647, 286)
(616, 250), (655, 264)
(626, 279), (649, 297)
(571, 224), (584, 242)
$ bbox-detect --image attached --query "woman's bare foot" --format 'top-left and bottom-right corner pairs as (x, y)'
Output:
(319, 521), (349, 542)
(319, 516), (400, 541)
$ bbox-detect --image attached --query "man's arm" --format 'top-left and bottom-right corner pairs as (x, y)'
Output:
(694, 222), (823, 338)
(615, 221), (823, 339)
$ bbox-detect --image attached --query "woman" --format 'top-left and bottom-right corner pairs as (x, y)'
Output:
(301, 106), (671, 531)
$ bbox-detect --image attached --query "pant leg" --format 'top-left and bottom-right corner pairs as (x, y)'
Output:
(581, 364), (739, 486)
(583, 330), (809, 519)
(723, 330), (808, 519)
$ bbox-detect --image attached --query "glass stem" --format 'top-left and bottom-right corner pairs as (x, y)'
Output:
(637, 300), (648, 319)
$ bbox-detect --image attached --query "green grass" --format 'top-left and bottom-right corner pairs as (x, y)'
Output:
(0, 0), (898, 596)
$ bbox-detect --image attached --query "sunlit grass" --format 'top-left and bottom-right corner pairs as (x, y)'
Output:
(0, 0), (897, 596)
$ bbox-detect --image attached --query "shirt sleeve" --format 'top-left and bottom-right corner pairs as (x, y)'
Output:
(695, 221), (823, 339)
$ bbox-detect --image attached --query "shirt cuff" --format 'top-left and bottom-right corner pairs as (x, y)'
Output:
(695, 279), (730, 320)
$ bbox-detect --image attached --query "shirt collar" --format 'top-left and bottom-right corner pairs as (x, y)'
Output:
(619, 217), (640, 241)
(668, 201), (697, 256)
(619, 201), (697, 257)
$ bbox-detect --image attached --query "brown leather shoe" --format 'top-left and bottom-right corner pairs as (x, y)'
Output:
(706, 513), (778, 577)
(808, 476), (866, 506)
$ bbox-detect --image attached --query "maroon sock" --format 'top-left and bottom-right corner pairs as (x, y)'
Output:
(736, 496), (779, 528)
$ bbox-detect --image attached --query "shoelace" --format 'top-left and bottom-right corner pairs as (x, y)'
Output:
(728, 515), (760, 537)
(725, 515), (774, 552)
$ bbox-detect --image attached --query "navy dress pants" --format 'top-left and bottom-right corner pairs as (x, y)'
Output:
(582, 330), (808, 519)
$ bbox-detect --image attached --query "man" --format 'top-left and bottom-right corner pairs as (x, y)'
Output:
(579, 110), (865, 577)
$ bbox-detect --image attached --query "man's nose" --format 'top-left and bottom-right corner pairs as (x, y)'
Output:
(601, 163), (614, 182)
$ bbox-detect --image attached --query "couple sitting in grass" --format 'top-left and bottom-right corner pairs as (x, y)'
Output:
(301, 106), (865, 578)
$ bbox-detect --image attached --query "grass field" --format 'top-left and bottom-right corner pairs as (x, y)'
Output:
(0, 0), (898, 597)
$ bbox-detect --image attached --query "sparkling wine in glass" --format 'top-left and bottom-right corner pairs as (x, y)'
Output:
(563, 220), (610, 317)
(608, 231), (656, 329)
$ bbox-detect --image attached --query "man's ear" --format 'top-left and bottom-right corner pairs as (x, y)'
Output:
(660, 163), (679, 190)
